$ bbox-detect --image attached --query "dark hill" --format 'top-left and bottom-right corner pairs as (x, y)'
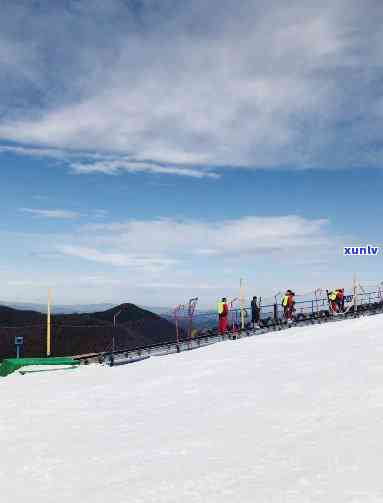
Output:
(0, 303), (176, 359)
(92, 303), (160, 323)
(0, 305), (44, 326)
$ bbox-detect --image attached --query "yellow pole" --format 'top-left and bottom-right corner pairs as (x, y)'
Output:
(47, 288), (52, 357)
(240, 278), (245, 331)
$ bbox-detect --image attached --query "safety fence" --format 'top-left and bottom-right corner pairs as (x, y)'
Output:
(0, 320), (180, 360)
(1, 287), (382, 362)
(172, 288), (383, 333)
(77, 288), (383, 365)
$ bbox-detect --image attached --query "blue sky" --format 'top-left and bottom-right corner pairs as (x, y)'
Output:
(0, 0), (382, 307)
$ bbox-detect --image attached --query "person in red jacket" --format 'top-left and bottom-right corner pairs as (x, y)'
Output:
(282, 290), (295, 323)
(217, 297), (229, 335)
(336, 288), (345, 312)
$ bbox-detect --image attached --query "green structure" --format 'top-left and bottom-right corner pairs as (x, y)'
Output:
(0, 357), (79, 377)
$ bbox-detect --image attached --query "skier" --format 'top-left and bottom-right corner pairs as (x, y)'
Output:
(336, 288), (345, 312)
(217, 297), (229, 335)
(282, 290), (295, 323)
(328, 289), (338, 313)
(251, 296), (260, 328)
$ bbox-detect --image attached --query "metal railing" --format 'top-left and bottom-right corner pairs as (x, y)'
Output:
(79, 288), (383, 366)
(2, 288), (383, 364)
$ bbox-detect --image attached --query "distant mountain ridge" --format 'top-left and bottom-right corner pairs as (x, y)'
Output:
(2, 301), (176, 315)
(1, 301), (115, 314)
(0, 303), (177, 359)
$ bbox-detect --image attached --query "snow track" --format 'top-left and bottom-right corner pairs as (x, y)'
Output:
(2, 315), (383, 502)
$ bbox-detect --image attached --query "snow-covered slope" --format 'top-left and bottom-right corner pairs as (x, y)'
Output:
(2, 315), (383, 502)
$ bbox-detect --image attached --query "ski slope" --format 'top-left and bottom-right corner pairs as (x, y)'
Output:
(2, 315), (383, 502)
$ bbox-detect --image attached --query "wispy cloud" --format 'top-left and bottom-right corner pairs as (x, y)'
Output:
(0, 213), (355, 305)
(0, 145), (70, 160)
(60, 244), (177, 272)
(70, 160), (219, 178)
(0, 1), (382, 173)
(93, 209), (108, 219)
(0, 144), (218, 179)
(77, 216), (332, 256)
(45, 214), (342, 303)
(20, 208), (81, 219)
(57, 215), (335, 268)
(19, 207), (109, 221)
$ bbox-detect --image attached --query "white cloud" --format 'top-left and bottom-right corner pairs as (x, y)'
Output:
(0, 213), (365, 306)
(0, 145), (70, 160)
(75, 216), (332, 259)
(50, 215), (336, 288)
(0, 145), (218, 179)
(59, 245), (177, 272)
(34, 214), (338, 304)
(20, 208), (81, 219)
(19, 207), (109, 220)
(93, 209), (108, 219)
(11, 213), (335, 267)
(70, 160), (219, 178)
(0, 1), (382, 172)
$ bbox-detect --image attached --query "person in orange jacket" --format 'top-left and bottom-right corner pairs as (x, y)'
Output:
(217, 297), (229, 334)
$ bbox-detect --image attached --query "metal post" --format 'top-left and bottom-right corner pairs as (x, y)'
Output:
(15, 336), (23, 359)
(187, 298), (198, 349)
(230, 298), (238, 339)
(353, 273), (358, 316)
(112, 332), (115, 354)
(314, 288), (320, 315)
(240, 278), (245, 333)
(113, 310), (122, 354)
(273, 292), (280, 323)
(273, 303), (278, 323)
(47, 288), (52, 357)
(176, 317), (180, 352)
(173, 305), (182, 353)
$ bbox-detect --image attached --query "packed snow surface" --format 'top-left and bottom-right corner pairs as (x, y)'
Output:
(2, 315), (383, 502)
